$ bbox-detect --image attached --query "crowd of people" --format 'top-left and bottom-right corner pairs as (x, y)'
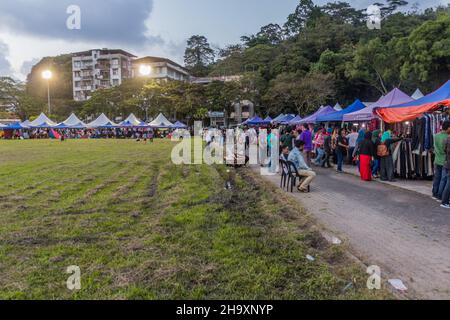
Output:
(276, 121), (450, 210)
(276, 123), (410, 193)
(0, 127), (172, 140)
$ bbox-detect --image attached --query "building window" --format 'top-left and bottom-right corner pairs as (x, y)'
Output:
(73, 61), (81, 68)
(113, 79), (120, 86)
(112, 59), (119, 66)
(112, 69), (119, 76)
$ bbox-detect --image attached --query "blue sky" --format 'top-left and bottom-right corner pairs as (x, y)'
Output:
(0, 0), (448, 79)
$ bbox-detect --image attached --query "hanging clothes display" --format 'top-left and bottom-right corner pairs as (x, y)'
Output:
(392, 113), (448, 180)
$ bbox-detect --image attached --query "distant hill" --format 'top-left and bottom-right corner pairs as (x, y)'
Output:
(26, 54), (73, 100)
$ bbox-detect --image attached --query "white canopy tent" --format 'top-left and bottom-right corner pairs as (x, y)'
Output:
(62, 113), (87, 127)
(121, 113), (143, 126)
(21, 120), (31, 127)
(411, 88), (424, 100)
(149, 113), (173, 128)
(87, 113), (118, 128)
(29, 113), (57, 127)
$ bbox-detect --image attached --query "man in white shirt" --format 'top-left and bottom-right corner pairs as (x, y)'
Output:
(346, 127), (359, 165)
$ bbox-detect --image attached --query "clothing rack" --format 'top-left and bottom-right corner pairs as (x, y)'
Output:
(392, 112), (448, 180)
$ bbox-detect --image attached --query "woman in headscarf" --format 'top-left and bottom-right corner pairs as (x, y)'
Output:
(353, 129), (366, 167)
(379, 130), (403, 182)
(359, 131), (375, 181)
(371, 130), (381, 178)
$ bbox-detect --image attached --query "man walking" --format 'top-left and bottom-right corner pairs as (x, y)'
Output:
(346, 127), (359, 165)
(432, 121), (450, 201)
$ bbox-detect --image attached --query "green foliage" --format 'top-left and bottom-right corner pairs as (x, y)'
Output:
(0, 77), (45, 120)
(208, 1), (450, 111)
(401, 12), (450, 89)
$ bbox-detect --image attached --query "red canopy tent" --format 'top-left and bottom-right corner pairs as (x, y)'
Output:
(376, 79), (450, 123)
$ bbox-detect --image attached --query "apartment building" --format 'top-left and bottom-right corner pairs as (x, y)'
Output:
(131, 56), (190, 82)
(72, 49), (136, 101)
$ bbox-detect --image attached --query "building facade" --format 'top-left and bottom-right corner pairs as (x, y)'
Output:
(131, 56), (190, 82)
(72, 49), (136, 101)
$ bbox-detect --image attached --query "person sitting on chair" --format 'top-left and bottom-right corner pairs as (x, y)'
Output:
(280, 145), (290, 161)
(288, 140), (317, 193)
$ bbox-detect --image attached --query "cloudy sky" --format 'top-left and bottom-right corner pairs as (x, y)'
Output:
(0, 0), (448, 79)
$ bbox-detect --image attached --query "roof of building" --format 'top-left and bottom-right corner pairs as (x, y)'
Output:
(72, 49), (137, 58)
(132, 56), (188, 72)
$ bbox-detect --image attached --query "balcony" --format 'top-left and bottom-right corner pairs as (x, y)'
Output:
(95, 64), (111, 70)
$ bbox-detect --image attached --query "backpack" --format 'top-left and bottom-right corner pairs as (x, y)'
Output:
(377, 143), (389, 157)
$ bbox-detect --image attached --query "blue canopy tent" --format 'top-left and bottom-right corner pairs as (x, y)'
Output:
(241, 116), (256, 125)
(263, 116), (272, 123)
(279, 114), (296, 125)
(272, 114), (285, 124)
(4, 122), (29, 130)
(317, 100), (366, 122)
(54, 122), (87, 130)
(53, 123), (71, 129)
(171, 121), (188, 129)
(288, 115), (303, 125)
(246, 116), (264, 126)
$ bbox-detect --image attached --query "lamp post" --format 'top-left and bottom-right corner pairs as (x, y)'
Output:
(42, 70), (53, 114)
(140, 97), (149, 122)
(138, 65), (153, 121)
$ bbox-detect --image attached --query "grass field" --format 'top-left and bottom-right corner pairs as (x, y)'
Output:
(0, 139), (388, 300)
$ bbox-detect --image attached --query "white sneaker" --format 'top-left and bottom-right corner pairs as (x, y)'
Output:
(432, 196), (438, 200)
(440, 204), (450, 209)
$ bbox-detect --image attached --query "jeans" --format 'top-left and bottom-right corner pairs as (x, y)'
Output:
(380, 155), (394, 181)
(348, 147), (355, 164)
(432, 165), (448, 199)
(314, 148), (325, 164)
(337, 150), (344, 172)
(441, 169), (450, 205)
(372, 159), (380, 176)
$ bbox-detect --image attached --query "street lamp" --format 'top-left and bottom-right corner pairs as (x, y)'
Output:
(42, 70), (52, 114)
(139, 65), (152, 77)
(140, 97), (149, 121)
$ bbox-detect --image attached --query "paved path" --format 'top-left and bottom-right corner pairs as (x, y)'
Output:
(256, 166), (450, 299)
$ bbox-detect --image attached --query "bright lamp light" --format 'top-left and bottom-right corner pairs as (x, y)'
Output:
(42, 70), (53, 80)
(139, 65), (152, 76)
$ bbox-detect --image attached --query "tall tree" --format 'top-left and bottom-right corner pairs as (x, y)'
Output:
(0, 77), (43, 120)
(283, 0), (320, 37)
(184, 35), (215, 77)
(401, 12), (450, 89)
